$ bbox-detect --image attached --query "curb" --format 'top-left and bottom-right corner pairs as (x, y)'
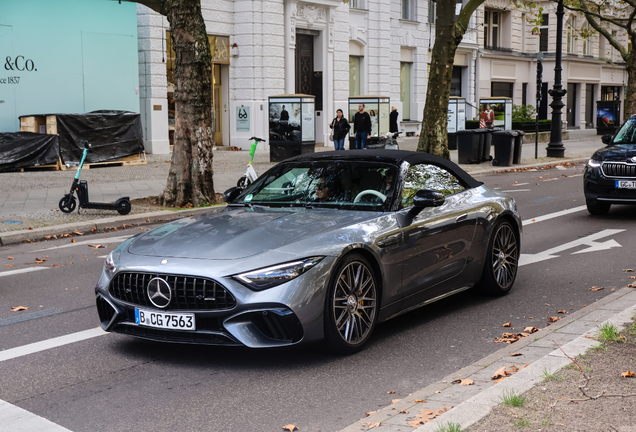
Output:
(341, 287), (636, 432)
(462, 156), (589, 176)
(0, 206), (224, 246)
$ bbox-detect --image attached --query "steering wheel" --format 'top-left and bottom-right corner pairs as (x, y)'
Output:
(354, 190), (387, 203)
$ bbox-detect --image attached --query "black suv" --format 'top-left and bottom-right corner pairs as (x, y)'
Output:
(585, 115), (636, 215)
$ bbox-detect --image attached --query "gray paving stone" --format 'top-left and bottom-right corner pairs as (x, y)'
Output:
(528, 331), (580, 348)
(579, 308), (621, 323)
(556, 319), (600, 335)
(415, 402), (494, 431)
(547, 335), (598, 359)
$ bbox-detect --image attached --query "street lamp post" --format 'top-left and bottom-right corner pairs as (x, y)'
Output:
(546, 0), (567, 157)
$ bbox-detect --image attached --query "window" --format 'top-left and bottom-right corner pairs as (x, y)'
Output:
(491, 82), (514, 98)
(522, 13), (527, 52)
(402, 0), (416, 21)
(567, 17), (576, 54)
(349, 56), (361, 97)
(522, 83), (528, 106)
(450, 67), (462, 97)
(400, 62), (412, 120)
(612, 30), (618, 61)
(582, 24), (590, 55)
(601, 86), (620, 101)
(402, 164), (466, 208)
(539, 14), (549, 52)
(428, 0), (435, 24)
(350, 0), (366, 9)
(484, 10), (500, 49)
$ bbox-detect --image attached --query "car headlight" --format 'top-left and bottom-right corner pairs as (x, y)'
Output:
(234, 257), (324, 291)
(104, 250), (120, 278)
(587, 159), (602, 168)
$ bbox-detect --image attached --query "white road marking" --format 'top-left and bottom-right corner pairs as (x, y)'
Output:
(522, 205), (587, 226)
(30, 236), (131, 253)
(569, 174), (583, 178)
(501, 189), (531, 192)
(519, 229), (624, 266)
(0, 267), (49, 278)
(0, 327), (107, 362)
(514, 182), (530, 186)
(97, 255), (108, 259)
(0, 399), (72, 432)
(556, 166), (568, 170)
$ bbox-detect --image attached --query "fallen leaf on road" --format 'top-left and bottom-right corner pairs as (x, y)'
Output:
(34, 258), (46, 264)
(451, 379), (462, 384)
(146, 218), (150, 222)
(556, 310), (566, 314)
(5, 264), (16, 267)
(528, 317), (534, 319)
(619, 334), (625, 340)
(510, 352), (522, 356)
(387, 390), (395, 394)
(621, 371), (635, 378)
(630, 276), (636, 279)
(628, 284), (636, 288)
(548, 316), (560, 323)
(71, 239), (76, 243)
(460, 379), (474, 386)
(60, 233), (71, 238)
(435, 391), (441, 394)
(503, 322), (512, 327)
(391, 399), (401, 404)
(11, 306), (28, 311)
(414, 399), (426, 403)
(407, 407), (452, 428)
(282, 425), (298, 432)
(590, 286), (604, 291)
(88, 244), (106, 249)
(544, 303), (550, 306)
(623, 269), (634, 272)
(398, 409), (409, 414)
(363, 423), (380, 429)
(91, 228), (97, 232)
(492, 365), (520, 380)
(28, 227), (33, 230)
(7, 256), (14, 260)
(73, 230), (83, 235)
(524, 326), (539, 333)
(365, 410), (378, 417)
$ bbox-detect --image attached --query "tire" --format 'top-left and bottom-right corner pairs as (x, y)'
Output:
(477, 220), (519, 296)
(586, 199), (610, 216)
(117, 200), (132, 215)
(59, 195), (77, 213)
(237, 176), (252, 188)
(492, 159), (499, 166)
(324, 253), (379, 354)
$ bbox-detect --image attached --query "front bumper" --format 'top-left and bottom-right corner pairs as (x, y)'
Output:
(95, 256), (335, 348)
(584, 165), (636, 204)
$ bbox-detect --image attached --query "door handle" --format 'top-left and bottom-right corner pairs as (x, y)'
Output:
(455, 213), (468, 223)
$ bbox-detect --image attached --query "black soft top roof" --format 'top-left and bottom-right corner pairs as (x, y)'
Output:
(284, 150), (484, 189)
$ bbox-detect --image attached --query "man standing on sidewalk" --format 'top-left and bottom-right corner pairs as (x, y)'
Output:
(352, 103), (371, 149)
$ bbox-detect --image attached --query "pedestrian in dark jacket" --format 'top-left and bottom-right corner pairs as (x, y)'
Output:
(330, 109), (351, 151)
(352, 103), (371, 149)
(390, 106), (399, 133)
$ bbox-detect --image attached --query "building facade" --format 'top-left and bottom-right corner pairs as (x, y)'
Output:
(475, 0), (628, 129)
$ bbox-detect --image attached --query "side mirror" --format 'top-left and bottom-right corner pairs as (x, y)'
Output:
(413, 190), (445, 209)
(601, 134), (613, 145)
(223, 187), (243, 203)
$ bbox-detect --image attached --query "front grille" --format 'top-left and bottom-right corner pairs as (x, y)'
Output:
(602, 162), (636, 178)
(109, 272), (236, 310)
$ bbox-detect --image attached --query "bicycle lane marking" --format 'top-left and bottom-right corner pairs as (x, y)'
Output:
(522, 205), (587, 226)
(0, 267), (49, 278)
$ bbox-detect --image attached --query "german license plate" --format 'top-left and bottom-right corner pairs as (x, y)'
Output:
(135, 308), (195, 331)
(616, 180), (636, 189)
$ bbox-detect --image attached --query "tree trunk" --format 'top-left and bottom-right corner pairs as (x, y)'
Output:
(416, 3), (462, 159)
(625, 36), (636, 122)
(160, 0), (215, 207)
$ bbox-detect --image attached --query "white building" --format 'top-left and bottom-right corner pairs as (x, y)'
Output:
(476, 0), (628, 129)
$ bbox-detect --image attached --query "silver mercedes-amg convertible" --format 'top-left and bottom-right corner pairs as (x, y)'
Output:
(95, 150), (522, 353)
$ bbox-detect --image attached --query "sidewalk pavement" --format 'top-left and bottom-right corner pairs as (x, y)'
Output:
(340, 286), (636, 431)
(0, 128), (602, 240)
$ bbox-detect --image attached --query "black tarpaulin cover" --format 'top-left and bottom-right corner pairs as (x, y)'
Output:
(55, 110), (144, 166)
(0, 133), (59, 172)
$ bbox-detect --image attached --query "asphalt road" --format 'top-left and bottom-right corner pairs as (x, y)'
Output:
(1, 161), (635, 432)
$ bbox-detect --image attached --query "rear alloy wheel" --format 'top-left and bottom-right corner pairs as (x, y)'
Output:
(586, 199), (610, 216)
(478, 221), (519, 296)
(324, 253), (378, 354)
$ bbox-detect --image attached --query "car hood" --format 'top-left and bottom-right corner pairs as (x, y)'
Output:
(592, 144), (636, 162)
(127, 206), (380, 260)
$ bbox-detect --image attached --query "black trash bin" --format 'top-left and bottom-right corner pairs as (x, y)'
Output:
(448, 132), (458, 150)
(482, 129), (494, 162)
(456, 130), (481, 164)
(492, 130), (518, 167)
(513, 130), (525, 164)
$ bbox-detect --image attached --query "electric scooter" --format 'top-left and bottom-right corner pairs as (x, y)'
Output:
(236, 137), (265, 188)
(59, 140), (132, 215)
(381, 131), (401, 150)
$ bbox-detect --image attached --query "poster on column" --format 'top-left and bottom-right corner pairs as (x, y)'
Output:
(236, 106), (250, 132)
(302, 103), (315, 142)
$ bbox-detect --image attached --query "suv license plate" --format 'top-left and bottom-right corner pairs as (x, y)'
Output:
(135, 308), (196, 331)
(616, 180), (636, 189)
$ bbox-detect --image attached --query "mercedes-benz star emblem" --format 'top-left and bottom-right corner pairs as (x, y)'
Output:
(147, 278), (172, 309)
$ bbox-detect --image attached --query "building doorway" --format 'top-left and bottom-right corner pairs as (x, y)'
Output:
(567, 83), (577, 128)
(296, 34), (314, 96)
(586, 84), (595, 128)
(213, 64), (223, 145)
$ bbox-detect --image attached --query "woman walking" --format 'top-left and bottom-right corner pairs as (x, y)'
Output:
(390, 106), (399, 133)
(330, 109), (351, 151)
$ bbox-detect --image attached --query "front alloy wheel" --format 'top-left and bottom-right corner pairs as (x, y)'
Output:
(324, 253), (378, 354)
(478, 221), (519, 295)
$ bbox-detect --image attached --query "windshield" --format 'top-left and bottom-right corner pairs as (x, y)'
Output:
(235, 161), (398, 211)
(613, 118), (636, 144)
